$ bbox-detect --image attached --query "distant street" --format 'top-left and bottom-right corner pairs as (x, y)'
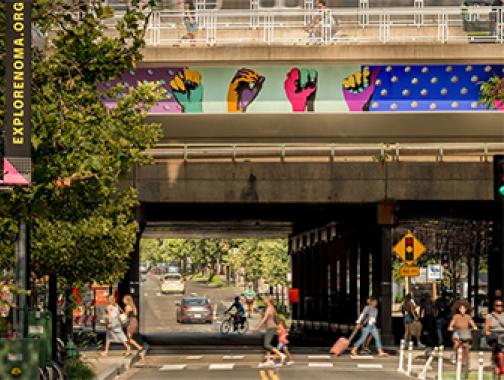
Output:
(140, 273), (253, 334)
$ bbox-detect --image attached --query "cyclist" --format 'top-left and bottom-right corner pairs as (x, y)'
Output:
(243, 284), (256, 318)
(485, 300), (504, 372)
(225, 296), (246, 330)
(448, 300), (478, 365)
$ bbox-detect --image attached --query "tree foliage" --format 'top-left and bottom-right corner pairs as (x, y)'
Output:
(0, 0), (164, 286)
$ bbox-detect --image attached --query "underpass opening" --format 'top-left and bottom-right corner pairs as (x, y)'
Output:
(119, 201), (498, 349)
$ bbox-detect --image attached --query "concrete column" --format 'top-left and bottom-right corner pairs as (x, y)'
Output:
(328, 239), (338, 324)
(380, 226), (394, 346)
(320, 240), (329, 326)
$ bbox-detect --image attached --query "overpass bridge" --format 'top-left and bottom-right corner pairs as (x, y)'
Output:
(113, 4), (504, 344)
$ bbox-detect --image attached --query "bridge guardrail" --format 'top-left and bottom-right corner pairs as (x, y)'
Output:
(147, 143), (504, 162)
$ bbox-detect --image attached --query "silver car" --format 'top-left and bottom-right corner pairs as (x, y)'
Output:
(176, 297), (214, 324)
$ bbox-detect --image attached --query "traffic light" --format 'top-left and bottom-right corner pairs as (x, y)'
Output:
(405, 236), (414, 261)
(494, 155), (504, 201)
(441, 253), (450, 269)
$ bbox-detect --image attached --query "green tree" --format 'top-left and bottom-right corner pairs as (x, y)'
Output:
(0, 0), (163, 287)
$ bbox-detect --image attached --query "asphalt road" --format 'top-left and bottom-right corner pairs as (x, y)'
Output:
(118, 353), (406, 380)
(140, 273), (255, 334)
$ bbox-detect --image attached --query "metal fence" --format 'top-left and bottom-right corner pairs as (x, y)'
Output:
(113, 6), (504, 46)
(147, 143), (504, 162)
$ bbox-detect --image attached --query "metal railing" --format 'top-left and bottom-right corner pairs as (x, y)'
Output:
(147, 143), (504, 162)
(120, 6), (504, 46)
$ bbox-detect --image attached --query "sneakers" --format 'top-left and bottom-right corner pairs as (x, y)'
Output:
(258, 360), (275, 368)
(279, 353), (287, 365)
(417, 343), (426, 349)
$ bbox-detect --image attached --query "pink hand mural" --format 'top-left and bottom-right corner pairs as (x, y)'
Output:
(284, 68), (318, 112)
(342, 67), (381, 112)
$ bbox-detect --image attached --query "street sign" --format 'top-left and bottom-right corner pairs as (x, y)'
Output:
(393, 231), (426, 266)
(427, 264), (443, 281)
(399, 266), (420, 277)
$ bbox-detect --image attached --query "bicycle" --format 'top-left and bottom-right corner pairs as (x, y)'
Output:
(455, 337), (473, 380)
(220, 312), (249, 335)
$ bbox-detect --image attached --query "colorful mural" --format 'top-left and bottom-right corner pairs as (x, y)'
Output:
(102, 64), (504, 113)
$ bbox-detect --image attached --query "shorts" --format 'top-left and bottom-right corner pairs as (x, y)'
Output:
(404, 314), (413, 324)
(278, 343), (288, 351)
(452, 330), (472, 342)
(245, 299), (254, 305)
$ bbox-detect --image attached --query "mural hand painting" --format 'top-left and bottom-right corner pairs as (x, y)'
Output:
(284, 68), (318, 112)
(227, 68), (265, 112)
(342, 67), (381, 112)
(169, 69), (203, 113)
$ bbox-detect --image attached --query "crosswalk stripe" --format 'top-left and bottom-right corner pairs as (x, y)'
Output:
(308, 362), (334, 368)
(186, 356), (203, 360)
(223, 355), (244, 360)
(159, 364), (186, 371)
(209, 363), (235, 370)
(350, 355), (374, 360)
(357, 364), (384, 369)
(308, 355), (331, 359)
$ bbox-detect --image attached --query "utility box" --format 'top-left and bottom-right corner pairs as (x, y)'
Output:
(27, 310), (52, 368)
(0, 338), (40, 380)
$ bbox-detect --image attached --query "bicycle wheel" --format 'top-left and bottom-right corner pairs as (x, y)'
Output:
(220, 320), (232, 335)
(237, 320), (249, 335)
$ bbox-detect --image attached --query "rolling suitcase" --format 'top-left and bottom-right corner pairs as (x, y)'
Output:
(329, 328), (360, 356)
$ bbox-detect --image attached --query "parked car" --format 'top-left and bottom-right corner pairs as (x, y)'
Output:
(160, 273), (185, 294)
(151, 266), (167, 275)
(176, 296), (213, 324)
(139, 262), (150, 274)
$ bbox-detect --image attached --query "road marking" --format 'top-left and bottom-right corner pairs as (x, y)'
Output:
(350, 355), (374, 360)
(259, 369), (279, 380)
(159, 364), (186, 371)
(357, 364), (383, 369)
(209, 363), (235, 370)
(308, 355), (331, 359)
(186, 356), (203, 360)
(223, 355), (244, 360)
(308, 362), (333, 368)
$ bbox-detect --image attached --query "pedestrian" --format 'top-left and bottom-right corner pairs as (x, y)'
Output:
(182, 0), (198, 41)
(419, 294), (436, 347)
(243, 283), (256, 318)
(350, 297), (388, 357)
(403, 294), (421, 346)
(253, 296), (286, 367)
(485, 299), (504, 362)
(448, 299), (478, 363)
(101, 296), (130, 357)
(277, 318), (294, 365)
(122, 295), (143, 355)
(434, 291), (451, 346)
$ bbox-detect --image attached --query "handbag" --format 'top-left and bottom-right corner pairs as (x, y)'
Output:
(118, 307), (129, 328)
(410, 320), (423, 336)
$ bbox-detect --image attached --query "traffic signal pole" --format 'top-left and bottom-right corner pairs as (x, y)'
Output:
(14, 221), (30, 338)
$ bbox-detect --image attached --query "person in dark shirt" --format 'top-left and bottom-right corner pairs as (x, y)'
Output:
(434, 292), (451, 346)
(226, 296), (246, 329)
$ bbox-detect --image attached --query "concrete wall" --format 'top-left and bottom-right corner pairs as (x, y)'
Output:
(136, 161), (493, 203)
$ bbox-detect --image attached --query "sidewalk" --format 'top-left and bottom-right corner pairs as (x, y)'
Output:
(81, 351), (142, 380)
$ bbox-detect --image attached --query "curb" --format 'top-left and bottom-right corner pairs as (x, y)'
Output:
(93, 352), (141, 380)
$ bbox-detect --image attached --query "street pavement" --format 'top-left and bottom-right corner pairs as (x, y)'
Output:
(117, 353), (406, 380)
(140, 273), (244, 334)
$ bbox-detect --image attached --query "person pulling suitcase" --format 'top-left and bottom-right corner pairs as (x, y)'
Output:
(350, 297), (388, 357)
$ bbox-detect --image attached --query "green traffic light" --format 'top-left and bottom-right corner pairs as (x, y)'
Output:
(500, 185), (504, 197)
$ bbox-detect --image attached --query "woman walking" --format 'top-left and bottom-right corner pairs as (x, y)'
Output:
(351, 297), (388, 357)
(253, 296), (286, 366)
(123, 295), (143, 354)
(102, 296), (130, 356)
(403, 293), (424, 347)
(182, 0), (198, 41)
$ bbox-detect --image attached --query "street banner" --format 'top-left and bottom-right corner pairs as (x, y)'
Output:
(3, 0), (32, 185)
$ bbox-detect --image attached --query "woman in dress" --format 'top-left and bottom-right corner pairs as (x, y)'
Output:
(102, 296), (130, 356)
(123, 295), (143, 353)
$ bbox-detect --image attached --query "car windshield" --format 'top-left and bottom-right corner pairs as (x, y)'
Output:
(164, 274), (182, 281)
(182, 298), (209, 306)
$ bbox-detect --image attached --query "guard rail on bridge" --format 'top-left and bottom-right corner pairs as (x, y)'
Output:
(101, 6), (504, 45)
(147, 143), (504, 162)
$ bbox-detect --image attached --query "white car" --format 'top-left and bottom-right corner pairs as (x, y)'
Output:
(160, 273), (185, 294)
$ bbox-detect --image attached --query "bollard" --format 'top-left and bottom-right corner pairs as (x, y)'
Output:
(398, 339), (405, 373)
(418, 347), (437, 380)
(437, 346), (444, 380)
(455, 347), (463, 380)
(477, 351), (484, 380)
(407, 341), (414, 376)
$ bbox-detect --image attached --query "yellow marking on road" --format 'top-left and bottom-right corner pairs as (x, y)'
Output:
(259, 369), (280, 380)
